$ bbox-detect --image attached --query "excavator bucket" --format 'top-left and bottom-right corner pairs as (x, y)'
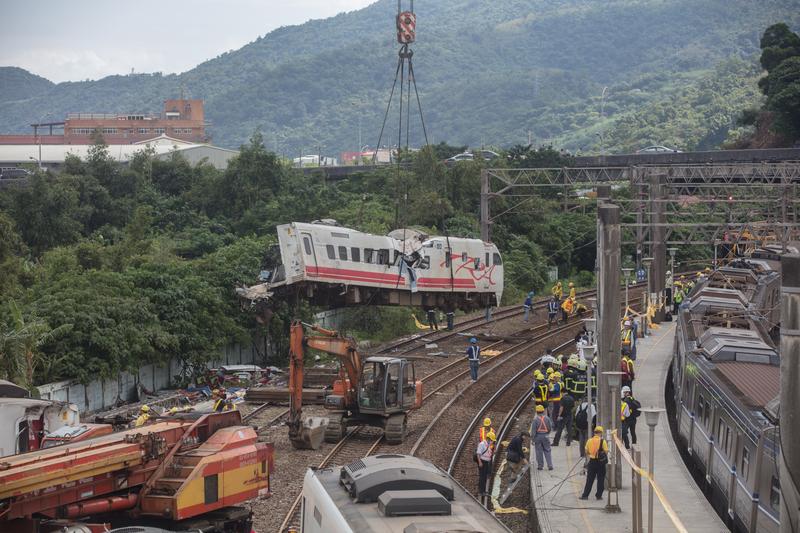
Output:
(290, 416), (327, 450)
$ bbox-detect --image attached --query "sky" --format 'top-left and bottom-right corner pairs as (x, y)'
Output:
(0, 0), (375, 83)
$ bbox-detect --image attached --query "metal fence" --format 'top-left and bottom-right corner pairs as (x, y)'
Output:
(36, 343), (261, 414)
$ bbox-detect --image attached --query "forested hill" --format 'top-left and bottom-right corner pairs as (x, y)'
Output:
(1, 0), (798, 153)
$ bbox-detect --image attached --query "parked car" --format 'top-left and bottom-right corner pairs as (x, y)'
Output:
(444, 150), (500, 166)
(636, 145), (682, 153)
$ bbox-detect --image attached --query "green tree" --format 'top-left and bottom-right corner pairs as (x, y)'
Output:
(0, 300), (72, 391)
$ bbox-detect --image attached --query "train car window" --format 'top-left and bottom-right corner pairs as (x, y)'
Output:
(419, 257), (430, 269)
(331, 231), (349, 239)
(493, 253), (502, 265)
(393, 250), (402, 265)
(338, 246), (348, 261)
(703, 400), (711, 427)
(378, 249), (390, 265)
(303, 237), (312, 255)
(486, 252), (490, 267)
(741, 446), (750, 480)
(326, 245), (335, 260)
(365, 248), (374, 264)
(724, 426), (731, 457)
(474, 257), (481, 269)
(351, 247), (361, 262)
(301, 497), (306, 530)
(445, 251), (452, 268)
(461, 252), (468, 262)
(697, 394), (705, 425)
(770, 476), (781, 510)
(314, 505), (323, 526)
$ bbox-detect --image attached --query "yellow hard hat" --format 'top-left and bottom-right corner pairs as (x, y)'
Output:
(569, 282), (574, 287)
(483, 417), (492, 427)
(212, 389), (220, 395)
(546, 367), (554, 375)
(535, 404), (545, 413)
(140, 405), (150, 412)
(705, 267), (711, 272)
(594, 425), (604, 433)
(487, 430), (497, 441)
(696, 271), (702, 276)
(553, 372), (561, 379)
(168, 407), (178, 415)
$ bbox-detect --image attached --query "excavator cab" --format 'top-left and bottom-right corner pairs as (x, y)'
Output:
(357, 357), (420, 414)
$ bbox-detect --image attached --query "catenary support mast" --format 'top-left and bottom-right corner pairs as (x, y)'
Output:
(779, 254), (800, 533)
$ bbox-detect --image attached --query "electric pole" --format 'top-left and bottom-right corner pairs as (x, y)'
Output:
(597, 202), (621, 432)
(780, 253), (800, 533)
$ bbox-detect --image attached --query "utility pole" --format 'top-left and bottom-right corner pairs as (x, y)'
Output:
(780, 253), (800, 533)
(480, 169), (490, 242)
(596, 202), (621, 433)
(649, 173), (666, 322)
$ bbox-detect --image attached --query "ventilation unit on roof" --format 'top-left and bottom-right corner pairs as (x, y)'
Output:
(378, 489), (451, 517)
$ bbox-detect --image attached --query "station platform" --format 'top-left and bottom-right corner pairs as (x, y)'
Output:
(527, 321), (728, 532)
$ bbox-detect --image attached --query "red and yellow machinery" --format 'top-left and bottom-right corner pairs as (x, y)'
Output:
(288, 321), (423, 449)
(0, 411), (273, 533)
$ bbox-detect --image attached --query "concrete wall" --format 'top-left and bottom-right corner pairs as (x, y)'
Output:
(36, 342), (263, 414)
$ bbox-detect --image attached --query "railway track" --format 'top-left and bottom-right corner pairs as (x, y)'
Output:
(273, 307), (602, 532)
(267, 282), (651, 532)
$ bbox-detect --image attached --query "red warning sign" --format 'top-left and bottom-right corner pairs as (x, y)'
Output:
(396, 11), (416, 44)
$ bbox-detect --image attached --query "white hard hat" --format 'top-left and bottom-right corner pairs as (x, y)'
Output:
(624, 320), (631, 326)
(621, 386), (631, 394)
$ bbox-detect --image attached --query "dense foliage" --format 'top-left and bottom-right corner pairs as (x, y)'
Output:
(1, 1), (798, 154)
(730, 23), (800, 147)
(0, 135), (597, 387)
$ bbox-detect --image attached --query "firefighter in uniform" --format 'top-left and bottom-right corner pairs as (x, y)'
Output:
(548, 371), (562, 421)
(568, 281), (576, 300)
(532, 370), (549, 410)
(572, 359), (588, 398)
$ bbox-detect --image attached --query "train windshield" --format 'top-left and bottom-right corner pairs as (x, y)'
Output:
(358, 361), (387, 409)
(260, 244), (285, 283)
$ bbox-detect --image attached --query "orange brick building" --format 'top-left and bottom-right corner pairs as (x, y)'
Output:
(0, 99), (208, 145)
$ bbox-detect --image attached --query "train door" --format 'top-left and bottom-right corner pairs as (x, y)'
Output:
(301, 232), (319, 277)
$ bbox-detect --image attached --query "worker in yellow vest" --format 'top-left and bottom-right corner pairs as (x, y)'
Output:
(133, 405), (151, 427)
(580, 426), (608, 500)
(568, 282), (576, 300)
(552, 280), (563, 300)
(548, 371), (563, 420)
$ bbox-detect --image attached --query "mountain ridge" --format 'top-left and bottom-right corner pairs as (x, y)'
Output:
(1, 0), (798, 153)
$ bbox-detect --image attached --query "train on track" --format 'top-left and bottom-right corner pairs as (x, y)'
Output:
(237, 221), (503, 318)
(669, 248), (787, 532)
(298, 454), (510, 532)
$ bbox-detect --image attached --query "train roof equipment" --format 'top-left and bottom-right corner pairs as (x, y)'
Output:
(300, 454), (510, 532)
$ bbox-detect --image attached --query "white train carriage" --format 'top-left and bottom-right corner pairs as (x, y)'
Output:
(239, 221), (503, 312)
(299, 454), (511, 533)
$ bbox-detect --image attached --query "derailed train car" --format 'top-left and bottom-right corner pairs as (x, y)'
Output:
(237, 221), (503, 316)
(669, 255), (783, 532)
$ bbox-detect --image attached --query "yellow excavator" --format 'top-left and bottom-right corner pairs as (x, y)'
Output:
(288, 321), (423, 449)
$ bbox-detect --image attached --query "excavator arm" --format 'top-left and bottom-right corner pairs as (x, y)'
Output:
(287, 321), (362, 449)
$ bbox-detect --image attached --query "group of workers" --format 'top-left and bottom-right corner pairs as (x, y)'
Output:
(476, 338), (642, 500)
(669, 268), (710, 315)
(546, 280), (588, 327)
